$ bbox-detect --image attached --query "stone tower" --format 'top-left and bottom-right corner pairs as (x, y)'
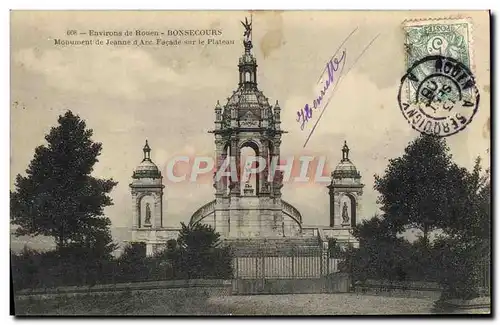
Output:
(130, 140), (165, 255)
(327, 141), (364, 228)
(210, 17), (287, 238)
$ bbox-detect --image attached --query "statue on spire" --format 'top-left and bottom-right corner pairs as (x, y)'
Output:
(342, 140), (350, 162)
(143, 139), (151, 161)
(241, 16), (252, 42)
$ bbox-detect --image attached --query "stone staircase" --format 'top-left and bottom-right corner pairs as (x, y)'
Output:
(223, 235), (325, 256)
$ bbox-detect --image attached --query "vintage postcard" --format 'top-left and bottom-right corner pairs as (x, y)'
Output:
(10, 10), (491, 316)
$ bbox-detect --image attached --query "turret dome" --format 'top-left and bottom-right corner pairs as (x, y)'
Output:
(133, 140), (161, 179)
(332, 141), (361, 179)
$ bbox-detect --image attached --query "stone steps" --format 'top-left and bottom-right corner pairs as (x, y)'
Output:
(223, 237), (324, 256)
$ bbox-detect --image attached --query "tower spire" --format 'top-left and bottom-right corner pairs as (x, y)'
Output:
(241, 15), (253, 54)
(342, 140), (350, 162)
(239, 15), (257, 88)
(143, 139), (151, 161)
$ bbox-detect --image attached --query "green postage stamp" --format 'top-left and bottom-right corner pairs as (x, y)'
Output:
(403, 18), (473, 70)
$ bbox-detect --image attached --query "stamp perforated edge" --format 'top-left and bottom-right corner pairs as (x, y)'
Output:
(401, 16), (476, 74)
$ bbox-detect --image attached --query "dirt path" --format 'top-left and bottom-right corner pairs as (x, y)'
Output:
(206, 293), (437, 315)
(15, 292), (439, 316)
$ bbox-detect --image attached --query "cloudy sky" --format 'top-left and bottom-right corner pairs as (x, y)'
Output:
(10, 11), (490, 250)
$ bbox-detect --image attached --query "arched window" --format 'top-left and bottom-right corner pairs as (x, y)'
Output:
(245, 71), (251, 82)
(240, 141), (260, 195)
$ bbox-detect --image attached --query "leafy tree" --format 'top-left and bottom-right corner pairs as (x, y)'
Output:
(177, 222), (222, 251)
(115, 243), (150, 282)
(120, 242), (147, 260)
(433, 236), (485, 300)
(328, 239), (344, 258)
(343, 214), (416, 282)
(11, 246), (41, 290)
(166, 239), (178, 251)
(351, 213), (400, 247)
(10, 110), (117, 253)
(374, 134), (459, 245)
(346, 135), (491, 294)
(433, 157), (491, 300)
(444, 157), (490, 243)
(176, 222), (233, 279)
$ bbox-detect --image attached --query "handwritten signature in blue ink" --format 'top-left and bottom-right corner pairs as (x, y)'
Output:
(296, 50), (347, 131)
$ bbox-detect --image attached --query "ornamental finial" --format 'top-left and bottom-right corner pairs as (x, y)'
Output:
(241, 15), (253, 54)
(241, 15), (252, 42)
(143, 139), (151, 161)
(342, 141), (350, 162)
(274, 100), (281, 111)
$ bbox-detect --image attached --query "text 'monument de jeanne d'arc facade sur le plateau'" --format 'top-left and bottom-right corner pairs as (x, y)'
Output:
(128, 19), (365, 256)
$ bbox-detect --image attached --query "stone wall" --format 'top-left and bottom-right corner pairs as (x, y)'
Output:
(225, 237), (323, 255)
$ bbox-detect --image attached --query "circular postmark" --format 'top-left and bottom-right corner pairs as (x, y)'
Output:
(398, 55), (479, 137)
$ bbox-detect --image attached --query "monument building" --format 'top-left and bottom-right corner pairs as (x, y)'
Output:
(128, 18), (364, 257)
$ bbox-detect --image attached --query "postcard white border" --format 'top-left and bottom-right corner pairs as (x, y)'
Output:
(3, 1), (497, 324)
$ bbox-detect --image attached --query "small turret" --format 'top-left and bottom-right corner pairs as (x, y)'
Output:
(214, 100), (222, 130)
(332, 141), (360, 180)
(274, 100), (281, 131)
(132, 140), (161, 179)
(215, 100), (222, 118)
(327, 140), (364, 228)
(129, 139), (165, 248)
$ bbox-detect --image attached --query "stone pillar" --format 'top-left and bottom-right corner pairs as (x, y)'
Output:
(321, 239), (329, 276)
(229, 138), (240, 195)
(214, 138), (226, 196)
(272, 138), (283, 197)
(259, 140), (270, 195)
(328, 186), (334, 227)
(334, 192), (342, 228)
(160, 190), (164, 227)
(354, 192), (362, 227)
(220, 152), (228, 195)
(146, 243), (154, 256)
(131, 192), (139, 228)
(154, 192), (162, 229)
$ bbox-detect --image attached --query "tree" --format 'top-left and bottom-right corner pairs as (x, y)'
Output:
(433, 235), (485, 300)
(343, 214), (415, 282)
(444, 157), (490, 243)
(177, 222), (222, 252)
(115, 243), (150, 282)
(351, 213), (400, 246)
(374, 134), (459, 245)
(433, 157), (491, 300)
(176, 222), (233, 279)
(10, 110), (117, 253)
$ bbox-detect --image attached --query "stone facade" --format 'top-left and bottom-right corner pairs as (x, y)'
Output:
(327, 141), (364, 230)
(128, 20), (363, 256)
(202, 25), (302, 240)
(129, 141), (179, 256)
